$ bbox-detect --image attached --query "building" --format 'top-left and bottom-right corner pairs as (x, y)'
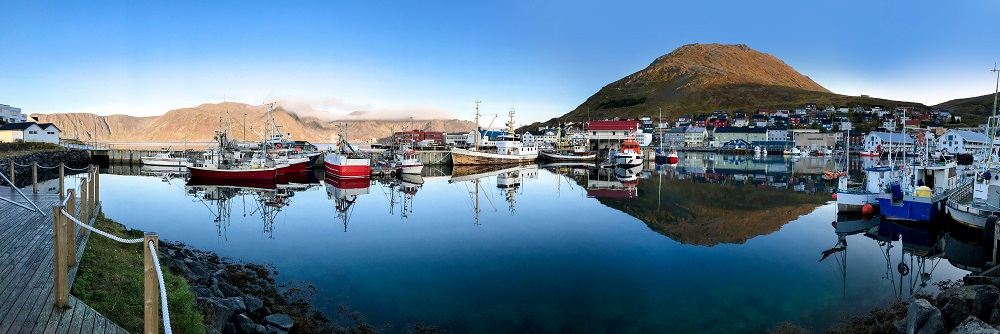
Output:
(0, 104), (27, 124)
(0, 122), (61, 144)
(684, 127), (707, 147)
(444, 132), (469, 146)
(731, 116), (749, 127)
(864, 132), (914, 154)
(586, 120), (644, 150)
(522, 128), (559, 146)
(712, 127), (767, 148)
(662, 127), (686, 147)
(937, 129), (990, 155)
(393, 130), (444, 145)
(766, 127), (788, 142)
(790, 129), (836, 150)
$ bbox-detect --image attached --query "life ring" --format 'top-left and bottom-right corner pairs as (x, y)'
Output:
(379, 171), (385, 177)
(897, 262), (910, 276)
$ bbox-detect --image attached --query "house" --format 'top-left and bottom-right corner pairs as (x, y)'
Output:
(522, 128), (560, 146)
(684, 127), (708, 147)
(751, 114), (767, 127)
(864, 132), (914, 154)
(662, 127), (687, 147)
(840, 119), (854, 131)
(805, 102), (817, 110)
(731, 116), (749, 127)
(676, 115), (692, 127)
(883, 119), (897, 131)
(0, 104), (27, 124)
(846, 130), (864, 148)
(838, 106), (850, 113)
(0, 122), (60, 144)
(793, 131), (838, 151)
(788, 114), (802, 126)
(903, 119), (921, 129)
(709, 117), (728, 128)
(393, 130), (444, 145)
(820, 119), (833, 131)
(937, 130), (991, 155)
(712, 127), (767, 148)
(693, 115), (710, 127)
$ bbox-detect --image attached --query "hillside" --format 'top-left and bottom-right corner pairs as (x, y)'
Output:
(32, 102), (476, 143)
(934, 92), (998, 125)
(543, 43), (927, 126)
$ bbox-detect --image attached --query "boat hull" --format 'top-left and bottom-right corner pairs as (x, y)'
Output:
(276, 158), (311, 174)
(836, 191), (879, 212)
(187, 166), (277, 180)
(324, 153), (371, 178)
(947, 200), (992, 229)
(141, 157), (188, 167)
(878, 194), (944, 222)
(614, 152), (643, 167)
(540, 151), (596, 162)
(451, 148), (538, 165)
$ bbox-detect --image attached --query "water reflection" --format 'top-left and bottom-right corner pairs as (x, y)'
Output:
(325, 176), (372, 232)
(863, 219), (945, 300)
(185, 173), (320, 239)
(377, 174), (424, 220)
(448, 164), (538, 224)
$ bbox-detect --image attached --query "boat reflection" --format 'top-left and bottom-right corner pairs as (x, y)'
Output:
(588, 165), (641, 199)
(377, 173), (424, 220)
(140, 165), (189, 183)
(449, 164), (538, 224)
(185, 173), (320, 239)
(325, 175), (372, 231)
(863, 219), (945, 300)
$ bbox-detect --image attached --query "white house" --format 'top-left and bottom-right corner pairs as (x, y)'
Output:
(864, 132), (914, 154)
(937, 129), (991, 155)
(0, 104), (27, 124)
(522, 128), (559, 146)
(0, 122), (61, 144)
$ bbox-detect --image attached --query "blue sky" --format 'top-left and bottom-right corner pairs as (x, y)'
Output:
(1, 0), (998, 124)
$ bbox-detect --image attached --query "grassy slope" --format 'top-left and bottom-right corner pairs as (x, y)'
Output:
(0, 142), (65, 158)
(71, 214), (205, 334)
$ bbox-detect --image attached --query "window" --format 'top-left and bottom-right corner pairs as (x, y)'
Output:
(47, 132), (54, 135)
(28, 131), (37, 134)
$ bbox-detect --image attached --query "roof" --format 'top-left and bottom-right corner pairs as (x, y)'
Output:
(668, 128), (686, 134)
(870, 132), (914, 144)
(38, 123), (61, 132)
(714, 127), (766, 134)
(0, 122), (42, 131)
(947, 130), (989, 143)
(587, 120), (640, 131)
(685, 127), (706, 133)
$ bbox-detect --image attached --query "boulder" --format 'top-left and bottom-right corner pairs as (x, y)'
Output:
(265, 313), (295, 331)
(198, 297), (238, 331)
(219, 280), (243, 298)
(907, 298), (946, 334)
(953, 315), (1000, 334)
(236, 313), (258, 334)
(943, 299), (973, 331)
(264, 325), (288, 334)
(244, 295), (265, 314)
(966, 276), (1000, 290)
(938, 285), (1000, 327)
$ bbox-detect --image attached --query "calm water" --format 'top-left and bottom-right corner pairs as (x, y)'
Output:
(91, 153), (984, 333)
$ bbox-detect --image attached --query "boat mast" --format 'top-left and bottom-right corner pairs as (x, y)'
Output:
(474, 101), (481, 151)
(987, 65), (1000, 168)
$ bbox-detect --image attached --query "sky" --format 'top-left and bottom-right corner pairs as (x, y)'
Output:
(2, 0), (999, 125)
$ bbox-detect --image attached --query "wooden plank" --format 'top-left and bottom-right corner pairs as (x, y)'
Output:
(91, 315), (106, 333)
(68, 297), (87, 334)
(0, 234), (55, 326)
(51, 297), (77, 333)
(79, 307), (94, 334)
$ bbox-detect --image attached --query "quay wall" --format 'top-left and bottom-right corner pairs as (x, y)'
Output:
(1, 150), (92, 187)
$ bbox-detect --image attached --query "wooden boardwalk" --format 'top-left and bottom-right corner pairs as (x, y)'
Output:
(0, 187), (128, 333)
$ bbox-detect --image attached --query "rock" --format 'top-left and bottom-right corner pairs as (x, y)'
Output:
(250, 306), (271, 322)
(264, 325), (288, 334)
(938, 285), (1000, 328)
(990, 308), (1000, 327)
(198, 297), (238, 331)
(223, 322), (237, 334)
(893, 319), (906, 334)
(966, 276), (1000, 290)
(226, 296), (247, 313)
(236, 313), (258, 334)
(244, 295), (265, 313)
(944, 299), (974, 331)
(219, 280), (243, 298)
(907, 298), (946, 334)
(953, 315), (1000, 334)
(265, 313), (295, 331)
(192, 286), (214, 298)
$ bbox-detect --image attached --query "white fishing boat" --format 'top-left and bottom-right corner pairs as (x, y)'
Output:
(946, 68), (1000, 229)
(141, 148), (189, 167)
(451, 105), (538, 165)
(612, 132), (643, 167)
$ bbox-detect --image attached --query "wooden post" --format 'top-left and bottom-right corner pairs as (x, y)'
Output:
(94, 165), (100, 214)
(143, 232), (160, 334)
(52, 205), (68, 308)
(32, 162), (37, 194)
(80, 177), (89, 222)
(89, 165), (97, 218)
(68, 189), (83, 237)
(8, 161), (13, 189)
(66, 195), (77, 267)
(58, 163), (65, 197)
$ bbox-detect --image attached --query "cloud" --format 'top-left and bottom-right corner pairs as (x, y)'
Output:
(268, 97), (455, 121)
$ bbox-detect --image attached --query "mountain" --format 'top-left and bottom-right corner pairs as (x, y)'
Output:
(934, 92), (999, 125)
(547, 43), (927, 125)
(32, 102), (476, 143)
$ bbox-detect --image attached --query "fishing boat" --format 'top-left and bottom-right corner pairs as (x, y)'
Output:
(389, 145), (424, 174)
(451, 105), (538, 165)
(859, 148), (881, 157)
(836, 165), (894, 212)
(660, 148), (679, 165)
(878, 160), (961, 221)
(613, 132), (643, 167)
(946, 68), (1000, 229)
(325, 174), (372, 231)
(141, 148), (189, 167)
(325, 124), (372, 179)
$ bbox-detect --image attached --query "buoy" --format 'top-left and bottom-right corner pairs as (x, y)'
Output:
(861, 203), (874, 216)
(831, 221), (837, 228)
(984, 215), (999, 246)
(832, 193), (838, 199)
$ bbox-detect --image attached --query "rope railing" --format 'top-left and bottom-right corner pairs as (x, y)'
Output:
(52, 186), (171, 334)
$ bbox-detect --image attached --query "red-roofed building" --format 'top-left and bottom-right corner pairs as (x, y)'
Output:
(586, 120), (642, 151)
(392, 130), (444, 144)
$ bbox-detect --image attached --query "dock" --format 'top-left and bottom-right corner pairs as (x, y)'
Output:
(0, 186), (128, 333)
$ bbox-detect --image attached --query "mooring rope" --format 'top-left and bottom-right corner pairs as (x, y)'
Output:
(149, 240), (173, 334)
(62, 210), (145, 243)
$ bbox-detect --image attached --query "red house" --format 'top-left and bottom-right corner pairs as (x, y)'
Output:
(393, 130), (444, 144)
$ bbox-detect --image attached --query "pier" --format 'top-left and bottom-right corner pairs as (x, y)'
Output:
(0, 175), (128, 333)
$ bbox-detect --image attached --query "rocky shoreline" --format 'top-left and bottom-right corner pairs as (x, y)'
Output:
(895, 276), (1000, 334)
(157, 241), (306, 334)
